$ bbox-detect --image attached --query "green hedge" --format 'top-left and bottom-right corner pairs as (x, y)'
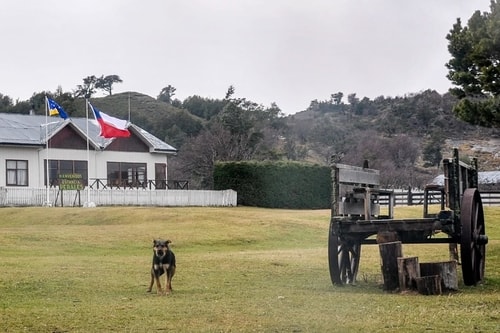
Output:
(214, 161), (331, 209)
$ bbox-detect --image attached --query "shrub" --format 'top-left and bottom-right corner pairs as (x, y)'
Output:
(214, 161), (331, 208)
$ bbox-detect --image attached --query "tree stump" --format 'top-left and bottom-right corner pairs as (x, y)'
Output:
(397, 256), (420, 291)
(420, 261), (458, 291)
(416, 275), (442, 295)
(379, 241), (403, 291)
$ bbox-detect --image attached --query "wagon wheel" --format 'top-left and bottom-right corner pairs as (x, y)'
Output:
(460, 188), (488, 286)
(328, 220), (361, 285)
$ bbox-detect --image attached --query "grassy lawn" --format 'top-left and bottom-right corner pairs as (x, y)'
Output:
(0, 206), (499, 332)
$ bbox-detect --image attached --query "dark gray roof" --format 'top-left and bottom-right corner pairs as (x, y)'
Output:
(0, 113), (177, 153)
(431, 171), (500, 185)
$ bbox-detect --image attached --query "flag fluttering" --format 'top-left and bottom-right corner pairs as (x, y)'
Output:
(88, 102), (131, 138)
(47, 98), (68, 119)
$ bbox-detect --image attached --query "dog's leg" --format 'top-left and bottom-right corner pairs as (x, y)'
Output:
(167, 266), (176, 294)
(147, 269), (154, 293)
(152, 263), (164, 295)
(162, 264), (171, 295)
(155, 274), (163, 295)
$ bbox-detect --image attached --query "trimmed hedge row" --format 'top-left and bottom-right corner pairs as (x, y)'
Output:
(213, 161), (331, 209)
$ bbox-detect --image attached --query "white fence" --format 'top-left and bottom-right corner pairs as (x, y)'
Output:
(0, 187), (237, 207)
(1, 187), (498, 208)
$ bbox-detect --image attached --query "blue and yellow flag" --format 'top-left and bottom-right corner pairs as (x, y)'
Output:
(47, 98), (68, 119)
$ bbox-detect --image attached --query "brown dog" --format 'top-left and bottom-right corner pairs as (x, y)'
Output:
(147, 239), (176, 295)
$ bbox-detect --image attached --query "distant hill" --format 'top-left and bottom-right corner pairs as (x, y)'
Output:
(5, 89), (498, 189)
(91, 91), (500, 181)
(284, 91), (500, 171)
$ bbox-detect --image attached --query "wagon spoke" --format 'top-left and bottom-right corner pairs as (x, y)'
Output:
(328, 220), (361, 285)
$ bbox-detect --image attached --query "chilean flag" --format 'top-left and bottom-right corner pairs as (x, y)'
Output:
(88, 102), (131, 138)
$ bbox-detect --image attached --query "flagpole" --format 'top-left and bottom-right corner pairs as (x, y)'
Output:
(128, 93), (131, 122)
(44, 96), (51, 207)
(85, 98), (92, 207)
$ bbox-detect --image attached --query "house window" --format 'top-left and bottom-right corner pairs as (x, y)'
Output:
(107, 162), (147, 187)
(6, 160), (28, 186)
(44, 160), (88, 186)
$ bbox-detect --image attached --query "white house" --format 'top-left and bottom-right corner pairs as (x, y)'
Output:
(0, 113), (177, 190)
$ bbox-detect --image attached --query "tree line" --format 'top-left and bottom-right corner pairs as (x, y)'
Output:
(0, 83), (496, 190)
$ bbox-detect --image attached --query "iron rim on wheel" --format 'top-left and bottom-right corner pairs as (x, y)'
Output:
(460, 188), (487, 286)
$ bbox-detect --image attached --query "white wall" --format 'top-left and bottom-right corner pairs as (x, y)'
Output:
(1, 146), (44, 187)
(0, 146), (169, 187)
(92, 149), (168, 181)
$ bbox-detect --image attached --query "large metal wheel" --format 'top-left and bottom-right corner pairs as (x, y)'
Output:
(460, 188), (488, 286)
(328, 220), (361, 285)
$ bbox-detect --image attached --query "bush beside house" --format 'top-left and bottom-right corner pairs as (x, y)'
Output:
(214, 161), (331, 209)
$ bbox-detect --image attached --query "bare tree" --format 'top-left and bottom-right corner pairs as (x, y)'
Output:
(343, 131), (421, 188)
(170, 123), (234, 189)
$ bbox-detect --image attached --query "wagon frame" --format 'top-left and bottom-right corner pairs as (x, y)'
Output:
(328, 148), (488, 286)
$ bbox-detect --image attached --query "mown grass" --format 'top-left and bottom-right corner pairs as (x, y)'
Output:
(0, 206), (498, 332)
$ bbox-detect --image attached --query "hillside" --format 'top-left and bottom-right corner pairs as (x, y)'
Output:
(446, 138), (500, 170)
(87, 90), (500, 188)
(285, 92), (500, 171)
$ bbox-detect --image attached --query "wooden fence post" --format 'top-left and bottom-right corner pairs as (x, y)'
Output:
(407, 187), (412, 206)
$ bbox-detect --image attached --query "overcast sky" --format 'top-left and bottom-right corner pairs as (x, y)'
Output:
(0, 0), (492, 115)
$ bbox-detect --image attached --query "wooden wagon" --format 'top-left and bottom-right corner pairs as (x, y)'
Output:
(328, 148), (488, 286)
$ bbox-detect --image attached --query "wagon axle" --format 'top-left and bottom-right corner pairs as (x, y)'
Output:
(476, 235), (489, 245)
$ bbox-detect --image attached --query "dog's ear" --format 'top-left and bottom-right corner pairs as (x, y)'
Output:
(166, 240), (172, 244)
